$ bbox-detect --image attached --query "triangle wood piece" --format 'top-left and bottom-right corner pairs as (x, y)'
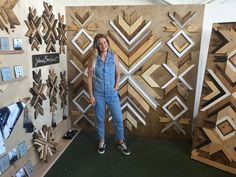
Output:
(123, 10), (138, 25)
(172, 41), (190, 53)
(215, 29), (236, 58)
(141, 64), (160, 88)
(202, 81), (221, 101)
(75, 11), (89, 25)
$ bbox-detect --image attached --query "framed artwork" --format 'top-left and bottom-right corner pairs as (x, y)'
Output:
(0, 37), (10, 50)
(14, 65), (24, 78)
(0, 154), (10, 173)
(8, 147), (18, 164)
(15, 167), (27, 177)
(18, 141), (27, 157)
(1, 67), (12, 81)
(24, 160), (33, 177)
(13, 38), (22, 50)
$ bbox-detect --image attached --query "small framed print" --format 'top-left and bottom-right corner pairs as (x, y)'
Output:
(18, 141), (27, 157)
(8, 147), (18, 164)
(14, 65), (24, 78)
(0, 154), (10, 173)
(24, 160), (33, 177)
(13, 38), (22, 50)
(0, 37), (10, 50)
(15, 167), (27, 177)
(1, 67), (12, 81)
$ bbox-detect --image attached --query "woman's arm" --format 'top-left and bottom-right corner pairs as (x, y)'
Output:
(114, 53), (121, 91)
(87, 59), (95, 105)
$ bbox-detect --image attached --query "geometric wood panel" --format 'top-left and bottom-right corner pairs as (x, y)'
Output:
(191, 22), (236, 175)
(66, 5), (204, 139)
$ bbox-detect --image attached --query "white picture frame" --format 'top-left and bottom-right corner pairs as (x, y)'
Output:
(13, 38), (22, 50)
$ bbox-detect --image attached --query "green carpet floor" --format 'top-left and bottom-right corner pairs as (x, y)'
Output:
(45, 130), (235, 177)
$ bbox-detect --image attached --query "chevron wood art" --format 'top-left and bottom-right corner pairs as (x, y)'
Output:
(25, 7), (42, 51)
(108, 83), (148, 132)
(192, 23), (236, 175)
(29, 69), (47, 119)
(57, 13), (67, 54)
(33, 125), (57, 162)
(66, 5), (204, 138)
(42, 2), (58, 53)
(59, 71), (68, 108)
(0, 0), (20, 33)
(46, 68), (58, 113)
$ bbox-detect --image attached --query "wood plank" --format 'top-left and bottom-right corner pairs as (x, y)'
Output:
(191, 150), (236, 175)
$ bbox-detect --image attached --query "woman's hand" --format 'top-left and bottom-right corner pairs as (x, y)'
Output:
(114, 84), (119, 91)
(89, 96), (96, 106)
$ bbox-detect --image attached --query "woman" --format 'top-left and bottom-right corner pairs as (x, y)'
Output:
(87, 33), (130, 156)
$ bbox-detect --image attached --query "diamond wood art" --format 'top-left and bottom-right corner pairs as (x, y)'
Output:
(66, 6), (204, 138)
(33, 125), (57, 162)
(29, 69), (47, 119)
(0, 0), (20, 33)
(191, 23), (236, 175)
(66, 9), (97, 127)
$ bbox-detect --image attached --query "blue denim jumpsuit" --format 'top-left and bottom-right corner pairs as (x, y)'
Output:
(93, 51), (124, 141)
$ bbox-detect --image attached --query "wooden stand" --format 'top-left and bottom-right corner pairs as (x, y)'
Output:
(0, 50), (24, 54)
(0, 76), (27, 85)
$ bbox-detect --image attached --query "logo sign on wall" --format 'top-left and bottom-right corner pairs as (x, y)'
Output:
(32, 53), (60, 68)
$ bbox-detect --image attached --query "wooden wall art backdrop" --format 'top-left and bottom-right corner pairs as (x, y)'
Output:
(191, 23), (236, 175)
(66, 5), (204, 139)
(0, 0), (20, 33)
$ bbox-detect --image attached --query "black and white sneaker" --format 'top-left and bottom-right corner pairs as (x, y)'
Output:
(98, 141), (106, 154)
(117, 142), (131, 156)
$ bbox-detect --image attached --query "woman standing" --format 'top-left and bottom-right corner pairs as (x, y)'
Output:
(87, 33), (130, 155)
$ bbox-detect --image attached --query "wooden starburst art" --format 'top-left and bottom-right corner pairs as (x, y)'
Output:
(33, 125), (57, 162)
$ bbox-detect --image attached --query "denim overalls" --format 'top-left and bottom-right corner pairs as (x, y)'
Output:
(93, 51), (124, 141)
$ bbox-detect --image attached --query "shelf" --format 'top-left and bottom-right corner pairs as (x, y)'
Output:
(0, 76), (27, 85)
(32, 128), (81, 177)
(0, 50), (24, 54)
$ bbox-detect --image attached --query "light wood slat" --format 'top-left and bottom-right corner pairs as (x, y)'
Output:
(202, 81), (220, 101)
(108, 36), (129, 66)
(225, 58), (236, 83)
(124, 111), (138, 129)
(118, 14), (130, 35)
(128, 84), (150, 113)
(129, 35), (154, 66)
(141, 64), (160, 88)
(191, 149), (236, 175)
